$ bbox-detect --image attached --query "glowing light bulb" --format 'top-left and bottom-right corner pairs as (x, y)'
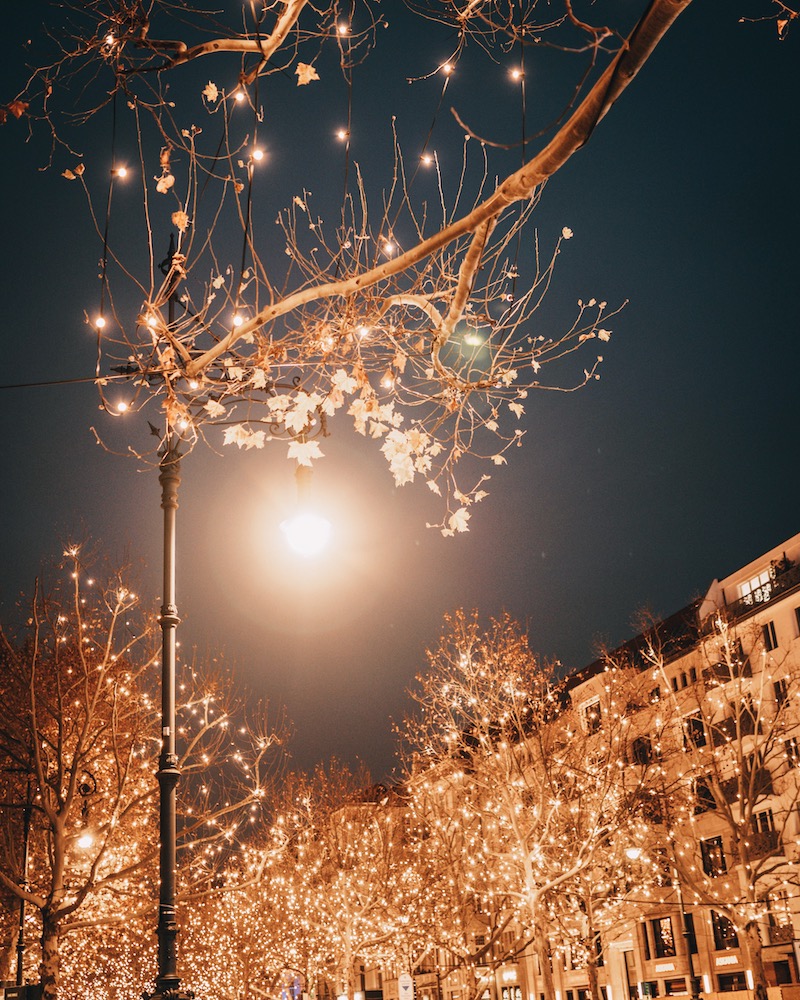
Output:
(77, 831), (95, 850)
(116, 401), (129, 413)
(357, 325), (370, 339)
(510, 67), (523, 81)
(232, 314), (244, 327)
(337, 22), (349, 35)
(114, 165), (128, 178)
(188, 379), (199, 390)
(234, 90), (246, 103)
(442, 63), (453, 76)
(95, 315), (106, 329)
(105, 34), (115, 46)
(381, 369), (395, 389)
(421, 153), (433, 166)
(382, 239), (395, 255)
(336, 128), (349, 141)
(281, 512), (332, 558)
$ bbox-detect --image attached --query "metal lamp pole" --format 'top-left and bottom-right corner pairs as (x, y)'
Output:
(150, 240), (193, 1000)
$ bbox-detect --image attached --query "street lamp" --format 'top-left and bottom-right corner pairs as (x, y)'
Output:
(280, 464), (332, 558)
(146, 239), (332, 1000)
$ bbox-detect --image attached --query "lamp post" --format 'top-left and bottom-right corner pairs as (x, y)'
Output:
(145, 239), (330, 1000)
(151, 432), (187, 1000)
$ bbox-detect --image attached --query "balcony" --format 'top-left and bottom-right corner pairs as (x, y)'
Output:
(768, 923), (794, 945)
(724, 561), (800, 624)
(730, 828), (782, 862)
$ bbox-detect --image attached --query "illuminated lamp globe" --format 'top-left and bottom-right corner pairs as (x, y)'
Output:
(77, 830), (95, 850)
(281, 510), (332, 558)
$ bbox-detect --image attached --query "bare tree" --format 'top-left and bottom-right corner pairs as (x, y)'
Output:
(400, 611), (659, 1000)
(0, 547), (286, 1000)
(1, 0), (707, 529)
(637, 612), (800, 1000)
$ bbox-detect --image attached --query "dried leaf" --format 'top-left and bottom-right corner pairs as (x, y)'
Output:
(295, 62), (320, 86)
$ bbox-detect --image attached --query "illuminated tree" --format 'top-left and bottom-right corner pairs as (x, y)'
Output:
(264, 761), (408, 1000)
(0, 547), (286, 1000)
(400, 611), (661, 1000)
(1, 0), (707, 530)
(636, 612), (800, 1000)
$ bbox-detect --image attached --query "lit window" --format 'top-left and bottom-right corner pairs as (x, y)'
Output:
(740, 569), (772, 605)
(700, 836), (727, 876)
(581, 697), (602, 734)
(763, 620), (778, 651)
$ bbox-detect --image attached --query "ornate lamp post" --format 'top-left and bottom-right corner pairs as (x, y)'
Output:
(145, 241), (330, 1000)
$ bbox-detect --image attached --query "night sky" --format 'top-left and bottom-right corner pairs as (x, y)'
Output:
(1, 2), (798, 782)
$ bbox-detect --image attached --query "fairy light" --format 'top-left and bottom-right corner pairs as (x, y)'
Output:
(94, 315), (106, 330)
(382, 239), (396, 256)
(234, 90), (246, 103)
(115, 401), (129, 413)
(232, 314), (244, 327)
(251, 147), (264, 161)
(114, 165), (128, 178)
(336, 128), (349, 142)
(510, 67), (523, 81)
(337, 22), (349, 35)
(421, 153), (434, 166)
(442, 62), (453, 75)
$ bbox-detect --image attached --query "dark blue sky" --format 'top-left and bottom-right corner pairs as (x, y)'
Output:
(1, 2), (798, 781)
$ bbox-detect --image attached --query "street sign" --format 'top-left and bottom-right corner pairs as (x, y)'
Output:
(399, 973), (414, 1000)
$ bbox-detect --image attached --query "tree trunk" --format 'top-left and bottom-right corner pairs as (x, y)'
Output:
(534, 914), (555, 1000)
(39, 907), (60, 1000)
(741, 921), (769, 1000)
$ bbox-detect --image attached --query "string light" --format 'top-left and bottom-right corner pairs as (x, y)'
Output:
(336, 128), (349, 142)
(94, 315), (106, 329)
(251, 147), (264, 162)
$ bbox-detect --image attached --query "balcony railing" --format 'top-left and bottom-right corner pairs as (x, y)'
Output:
(724, 561), (800, 623)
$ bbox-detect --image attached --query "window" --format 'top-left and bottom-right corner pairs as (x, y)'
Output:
(753, 808), (775, 833)
(740, 569), (773, 606)
(693, 777), (716, 813)
(664, 980), (687, 996)
(711, 911), (739, 950)
(717, 974), (747, 992)
(683, 913), (698, 954)
(640, 921), (651, 961)
(650, 687), (661, 703)
(774, 677), (789, 707)
(641, 984), (658, 998)
(689, 667), (697, 683)
(671, 676), (679, 692)
(582, 698), (602, 734)
(684, 713), (707, 749)
(795, 606), (800, 636)
(700, 836), (727, 876)
(785, 737), (800, 767)
(594, 932), (604, 967)
(631, 735), (653, 765)
(763, 620), (778, 651)
(651, 916), (676, 958)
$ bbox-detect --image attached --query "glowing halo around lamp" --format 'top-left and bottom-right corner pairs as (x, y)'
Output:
(280, 510), (332, 557)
